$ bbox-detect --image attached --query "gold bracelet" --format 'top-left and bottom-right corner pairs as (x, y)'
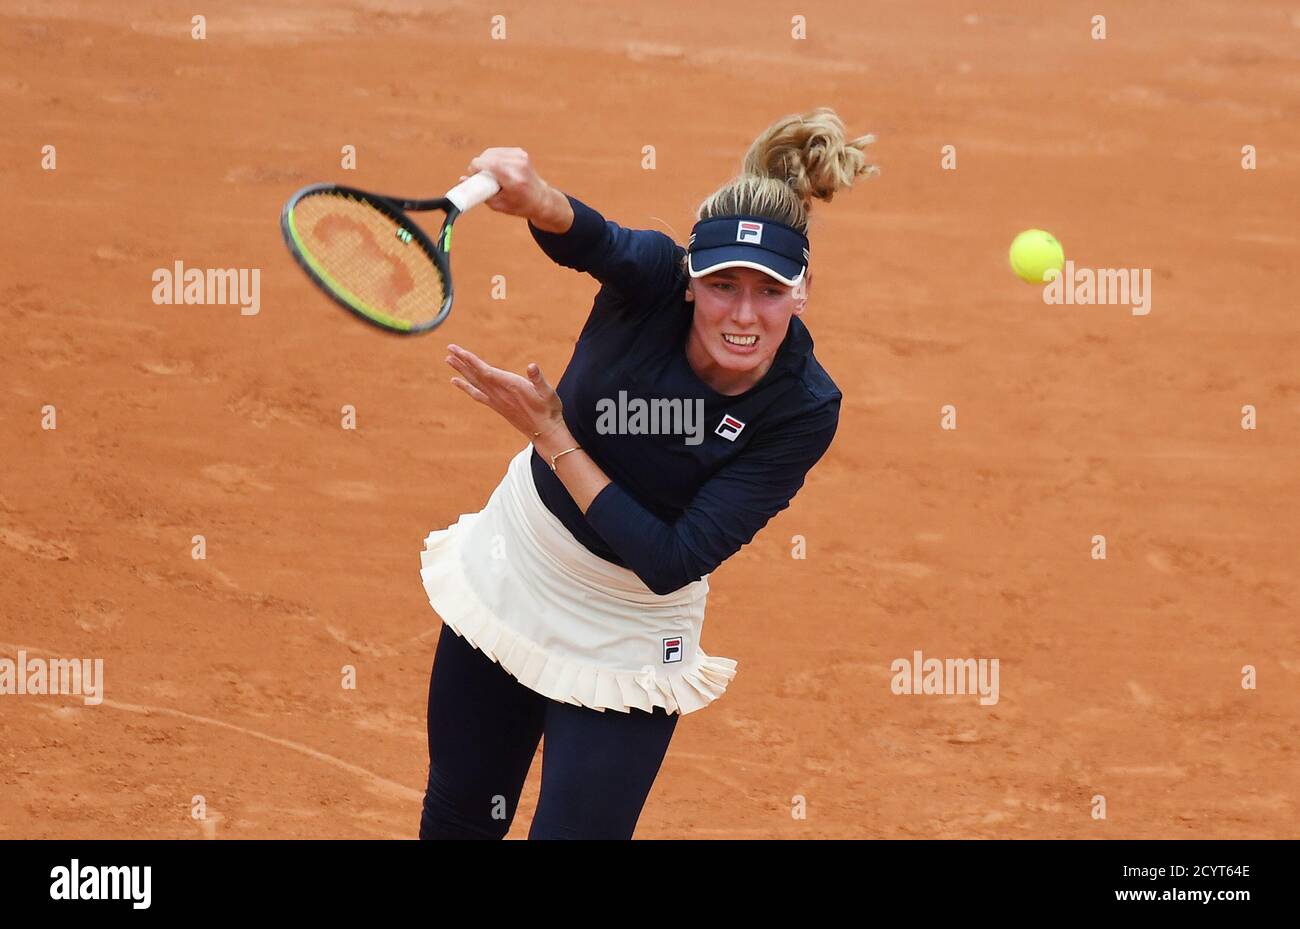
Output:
(549, 446), (580, 471)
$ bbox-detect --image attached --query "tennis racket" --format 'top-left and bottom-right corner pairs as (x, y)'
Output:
(279, 171), (500, 334)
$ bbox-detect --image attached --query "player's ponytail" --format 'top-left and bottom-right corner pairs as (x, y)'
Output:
(695, 106), (878, 236)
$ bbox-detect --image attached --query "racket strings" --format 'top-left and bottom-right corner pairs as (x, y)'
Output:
(290, 192), (447, 328)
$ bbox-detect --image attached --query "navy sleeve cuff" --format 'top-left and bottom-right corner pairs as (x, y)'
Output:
(527, 193), (608, 269)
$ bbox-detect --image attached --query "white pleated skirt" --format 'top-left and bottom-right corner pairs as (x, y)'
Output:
(418, 445), (738, 715)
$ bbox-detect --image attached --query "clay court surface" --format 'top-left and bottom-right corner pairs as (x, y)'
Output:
(3, 1), (1298, 838)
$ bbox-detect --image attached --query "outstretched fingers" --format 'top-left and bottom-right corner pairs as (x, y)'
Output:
(445, 346), (503, 402)
(447, 344), (508, 385)
(450, 376), (491, 405)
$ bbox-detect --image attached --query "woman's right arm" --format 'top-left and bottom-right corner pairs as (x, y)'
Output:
(527, 184), (574, 234)
(462, 146), (572, 232)
(464, 147), (681, 302)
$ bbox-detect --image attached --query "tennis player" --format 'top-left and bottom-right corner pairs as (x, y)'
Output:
(418, 107), (876, 840)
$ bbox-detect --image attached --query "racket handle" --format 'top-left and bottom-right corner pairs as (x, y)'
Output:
(446, 171), (501, 213)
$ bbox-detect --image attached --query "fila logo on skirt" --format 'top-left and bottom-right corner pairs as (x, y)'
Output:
(715, 414), (746, 441)
(662, 636), (684, 663)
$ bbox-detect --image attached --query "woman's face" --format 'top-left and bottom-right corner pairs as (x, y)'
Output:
(685, 266), (809, 390)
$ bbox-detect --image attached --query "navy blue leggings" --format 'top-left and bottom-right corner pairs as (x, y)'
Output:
(419, 624), (679, 840)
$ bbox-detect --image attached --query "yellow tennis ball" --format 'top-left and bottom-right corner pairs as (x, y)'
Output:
(1009, 229), (1065, 284)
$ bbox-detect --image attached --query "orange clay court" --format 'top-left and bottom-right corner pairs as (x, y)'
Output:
(2, 0), (1297, 838)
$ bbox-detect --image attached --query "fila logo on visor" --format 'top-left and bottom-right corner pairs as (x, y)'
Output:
(736, 221), (763, 244)
(715, 414), (746, 441)
(663, 637), (683, 663)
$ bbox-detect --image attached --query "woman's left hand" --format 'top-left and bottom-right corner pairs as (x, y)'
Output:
(445, 344), (567, 442)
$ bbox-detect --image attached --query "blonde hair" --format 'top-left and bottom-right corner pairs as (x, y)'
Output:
(690, 107), (877, 258)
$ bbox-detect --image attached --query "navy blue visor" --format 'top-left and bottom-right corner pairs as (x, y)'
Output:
(686, 215), (810, 286)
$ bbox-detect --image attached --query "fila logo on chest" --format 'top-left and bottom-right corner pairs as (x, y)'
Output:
(715, 414), (746, 441)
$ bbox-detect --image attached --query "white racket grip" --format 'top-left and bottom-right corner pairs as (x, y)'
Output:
(446, 171), (501, 213)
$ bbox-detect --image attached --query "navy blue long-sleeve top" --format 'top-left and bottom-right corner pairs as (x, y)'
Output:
(527, 194), (842, 596)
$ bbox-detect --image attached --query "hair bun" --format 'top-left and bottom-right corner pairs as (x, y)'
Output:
(742, 107), (878, 207)
(693, 107), (876, 237)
